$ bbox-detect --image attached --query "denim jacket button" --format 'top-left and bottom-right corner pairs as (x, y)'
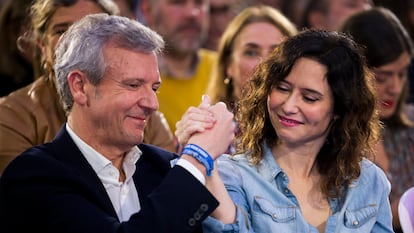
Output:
(353, 220), (359, 226)
(272, 213), (278, 219)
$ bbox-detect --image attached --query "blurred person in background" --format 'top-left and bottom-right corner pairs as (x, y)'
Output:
(141, 0), (216, 133)
(0, 0), (176, 175)
(0, 0), (39, 96)
(113, 0), (136, 18)
(251, 0), (283, 9)
(206, 5), (297, 110)
(203, 0), (250, 51)
(341, 7), (414, 232)
(176, 5), (297, 152)
(374, 0), (414, 104)
(279, 0), (310, 27)
(300, 0), (372, 30)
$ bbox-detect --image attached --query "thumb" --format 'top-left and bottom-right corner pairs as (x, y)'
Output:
(199, 94), (211, 109)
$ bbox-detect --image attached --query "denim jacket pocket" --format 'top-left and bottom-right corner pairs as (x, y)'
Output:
(344, 204), (378, 228)
(253, 196), (296, 223)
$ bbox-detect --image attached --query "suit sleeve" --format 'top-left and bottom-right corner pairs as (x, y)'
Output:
(0, 149), (218, 233)
(125, 166), (219, 232)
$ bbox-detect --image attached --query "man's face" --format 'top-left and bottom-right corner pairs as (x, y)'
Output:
(145, 0), (210, 55)
(205, 0), (237, 50)
(83, 46), (161, 149)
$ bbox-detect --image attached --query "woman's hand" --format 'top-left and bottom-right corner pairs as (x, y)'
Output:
(175, 95), (217, 146)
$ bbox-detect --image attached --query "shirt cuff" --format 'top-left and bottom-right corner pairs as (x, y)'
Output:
(176, 158), (206, 185)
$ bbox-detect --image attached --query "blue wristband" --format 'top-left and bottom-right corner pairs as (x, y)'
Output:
(181, 144), (214, 176)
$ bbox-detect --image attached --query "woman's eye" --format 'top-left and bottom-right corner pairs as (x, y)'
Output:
(303, 96), (318, 103)
(56, 30), (66, 35)
(53, 27), (68, 36)
(244, 50), (260, 57)
(375, 74), (387, 83)
(398, 71), (408, 80)
(276, 85), (289, 92)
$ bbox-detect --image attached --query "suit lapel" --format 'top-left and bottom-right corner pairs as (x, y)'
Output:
(134, 144), (178, 205)
(50, 126), (118, 219)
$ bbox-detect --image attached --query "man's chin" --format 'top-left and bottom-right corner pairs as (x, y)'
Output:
(130, 135), (144, 145)
(125, 128), (144, 141)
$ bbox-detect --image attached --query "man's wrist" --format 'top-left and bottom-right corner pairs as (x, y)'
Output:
(176, 157), (206, 184)
(181, 144), (214, 176)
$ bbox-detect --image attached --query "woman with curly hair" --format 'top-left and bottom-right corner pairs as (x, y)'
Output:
(193, 29), (393, 232)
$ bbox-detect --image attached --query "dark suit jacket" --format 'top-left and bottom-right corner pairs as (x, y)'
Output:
(0, 126), (218, 233)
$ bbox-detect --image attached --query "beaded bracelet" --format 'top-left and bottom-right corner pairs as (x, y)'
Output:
(181, 144), (214, 176)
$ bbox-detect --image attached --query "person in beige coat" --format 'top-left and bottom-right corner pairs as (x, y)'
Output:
(0, 0), (176, 174)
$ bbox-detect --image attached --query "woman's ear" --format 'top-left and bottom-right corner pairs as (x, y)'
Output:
(226, 62), (234, 78)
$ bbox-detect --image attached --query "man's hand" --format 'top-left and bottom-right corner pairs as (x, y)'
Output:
(175, 95), (217, 146)
(187, 97), (235, 159)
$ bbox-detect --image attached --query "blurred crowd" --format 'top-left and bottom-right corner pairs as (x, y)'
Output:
(0, 0), (414, 232)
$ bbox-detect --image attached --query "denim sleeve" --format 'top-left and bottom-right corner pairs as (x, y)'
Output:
(371, 166), (394, 233)
(202, 157), (255, 233)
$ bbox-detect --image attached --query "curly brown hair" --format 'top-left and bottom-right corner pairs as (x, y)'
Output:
(236, 29), (381, 198)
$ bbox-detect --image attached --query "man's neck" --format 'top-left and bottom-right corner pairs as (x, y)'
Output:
(158, 51), (199, 79)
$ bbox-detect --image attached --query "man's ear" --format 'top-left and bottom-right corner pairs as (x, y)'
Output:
(67, 71), (88, 106)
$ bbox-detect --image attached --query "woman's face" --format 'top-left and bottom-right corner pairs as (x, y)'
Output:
(227, 21), (285, 101)
(267, 57), (335, 148)
(373, 52), (410, 119)
(39, 0), (104, 68)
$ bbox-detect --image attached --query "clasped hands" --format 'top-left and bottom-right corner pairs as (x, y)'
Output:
(176, 95), (235, 160)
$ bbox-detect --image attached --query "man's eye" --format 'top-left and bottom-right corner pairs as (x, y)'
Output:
(125, 83), (141, 89)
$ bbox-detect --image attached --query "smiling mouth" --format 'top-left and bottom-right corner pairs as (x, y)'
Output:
(129, 115), (146, 124)
(278, 115), (302, 127)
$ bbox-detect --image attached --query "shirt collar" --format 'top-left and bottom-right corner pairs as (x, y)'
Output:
(255, 142), (285, 182)
(65, 123), (142, 176)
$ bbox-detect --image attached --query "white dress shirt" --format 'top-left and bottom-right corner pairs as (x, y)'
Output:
(66, 124), (141, 221)
(65, 124), (204, 221)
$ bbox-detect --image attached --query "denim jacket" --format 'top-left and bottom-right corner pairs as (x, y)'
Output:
(203, 143), (394, 233)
